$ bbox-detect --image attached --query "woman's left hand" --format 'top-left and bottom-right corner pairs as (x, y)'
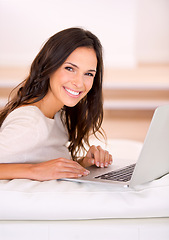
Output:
(79, 145), (113, 168)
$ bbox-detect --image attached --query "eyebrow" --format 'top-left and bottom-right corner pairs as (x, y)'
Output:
(65, 62), (96, 72)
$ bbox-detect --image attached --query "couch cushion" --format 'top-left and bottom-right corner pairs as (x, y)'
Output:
(0, 139), (168, 220)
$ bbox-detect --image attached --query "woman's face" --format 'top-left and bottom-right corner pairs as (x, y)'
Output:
(48, 47), (97, 109)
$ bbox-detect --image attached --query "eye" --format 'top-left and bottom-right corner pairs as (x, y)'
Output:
(65, 66), (73, 72)
(85, 72), (94, 77)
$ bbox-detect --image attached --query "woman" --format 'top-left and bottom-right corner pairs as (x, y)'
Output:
(0, 27), (112, 181)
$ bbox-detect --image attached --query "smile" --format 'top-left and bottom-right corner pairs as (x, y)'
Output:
(64, 87), (81, 96)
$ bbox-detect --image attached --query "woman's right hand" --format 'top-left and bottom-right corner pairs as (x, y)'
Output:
(30, 158), (90, 181)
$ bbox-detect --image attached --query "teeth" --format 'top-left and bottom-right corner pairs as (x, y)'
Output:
(65, 87), (80, 96)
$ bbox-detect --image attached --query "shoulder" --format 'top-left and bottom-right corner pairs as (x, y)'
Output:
(0, 106), (50, 156)
(2, 106), (44, 127)
(0, 106), (50, 141)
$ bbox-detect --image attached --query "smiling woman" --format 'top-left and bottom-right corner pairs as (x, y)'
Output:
(0, 27), (112, 181)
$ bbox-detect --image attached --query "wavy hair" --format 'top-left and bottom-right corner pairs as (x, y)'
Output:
(0, 27), (105, 160)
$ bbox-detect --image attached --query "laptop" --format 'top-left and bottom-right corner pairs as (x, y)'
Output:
(63, 104), (169, 188)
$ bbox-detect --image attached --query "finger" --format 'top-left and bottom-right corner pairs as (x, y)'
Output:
(82, 157), (95, 167)
(56, 172), (85, 179)
(104, 150), (110, 167)
(58, 164), (90, 177)
(62, 167), (89, 175)
(57, 158), (87, 171)
(90, 145), (100, 167)
(97, 146), (105, 168)
(109, 154), (113, 165)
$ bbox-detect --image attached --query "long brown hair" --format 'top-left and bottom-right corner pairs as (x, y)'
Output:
(0, 27), (105, 160)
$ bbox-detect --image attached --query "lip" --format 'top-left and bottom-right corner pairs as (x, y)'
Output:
(63, 86), (83, 98)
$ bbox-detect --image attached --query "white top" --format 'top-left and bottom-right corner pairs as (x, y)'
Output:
(0, 106), (70, 163)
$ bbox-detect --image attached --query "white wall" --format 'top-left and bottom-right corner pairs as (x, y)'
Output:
(0, 0), (137, 68)
(136, 0), (169, 63)
(0, 0), (169, 68)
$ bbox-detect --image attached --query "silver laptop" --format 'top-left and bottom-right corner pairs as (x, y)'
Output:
(63, 104), (169, 188)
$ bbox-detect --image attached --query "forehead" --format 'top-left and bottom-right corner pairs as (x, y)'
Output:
(65, 47), (97, 69)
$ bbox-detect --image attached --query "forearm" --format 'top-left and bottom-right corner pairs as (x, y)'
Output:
(0, 159), (89, 181)
(0, 163), (34, 180)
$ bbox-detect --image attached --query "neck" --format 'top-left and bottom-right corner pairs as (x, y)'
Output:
(33, 93), (63, 119)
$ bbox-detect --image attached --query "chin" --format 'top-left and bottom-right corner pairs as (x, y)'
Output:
(64, 97), (84, 108)
(65, 103), (78, 108)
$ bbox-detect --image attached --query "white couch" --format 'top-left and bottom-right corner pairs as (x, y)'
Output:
(0, 139), (169, 240)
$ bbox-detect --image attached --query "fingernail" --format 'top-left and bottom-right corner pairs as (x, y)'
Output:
(78, 174), (82, 177)
(96, 162), (100, 167)
(105, 162), (108, 167)
(84, 170), (90, 175)
(91, 160), (95, 164)
(101, 163), (104, 168)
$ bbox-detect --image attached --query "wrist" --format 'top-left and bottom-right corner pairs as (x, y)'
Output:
(24, 164), (37, 180)
(77, 157), (85, 167)
(28, 163), (43, 181)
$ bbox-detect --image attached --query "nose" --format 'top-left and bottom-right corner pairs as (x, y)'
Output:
(71, 74), (84, 89)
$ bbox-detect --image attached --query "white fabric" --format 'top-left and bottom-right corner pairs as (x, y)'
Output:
(0, 139), (168, 220)
(0, 171), (168, 220)
(1, 218), (169, 240)
(0, 106), (70, 163)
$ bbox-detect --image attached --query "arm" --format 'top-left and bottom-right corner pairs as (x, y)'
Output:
(0, 158), (90, 181)
(0, 163), (33, 180)
(0, 108), (89, 180)
(79, 145), (113, 168)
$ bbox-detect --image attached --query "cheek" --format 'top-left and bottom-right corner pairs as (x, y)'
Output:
(85, 79), (94, 92)
(49, 72), (65, 91)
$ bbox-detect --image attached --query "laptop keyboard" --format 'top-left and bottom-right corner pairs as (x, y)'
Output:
(94, 164), (136, 182)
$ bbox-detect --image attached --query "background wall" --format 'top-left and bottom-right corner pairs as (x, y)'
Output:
(0, 0), (169, 68)
(0, 0), (169, 141)
(136, 0), (169, 63)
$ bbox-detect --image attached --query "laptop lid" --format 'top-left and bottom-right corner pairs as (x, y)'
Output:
(129, 104), (169, 187)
